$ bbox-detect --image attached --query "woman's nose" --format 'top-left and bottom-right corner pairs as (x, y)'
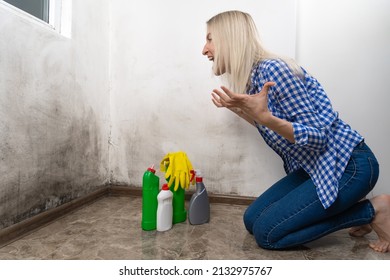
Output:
(202, 44), (208, 56)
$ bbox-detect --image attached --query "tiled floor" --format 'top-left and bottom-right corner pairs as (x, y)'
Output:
(0, 196), (389, 260)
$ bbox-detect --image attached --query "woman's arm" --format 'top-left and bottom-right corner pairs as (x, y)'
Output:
(221, 106), (256, 127)
(211, 82), (295, 143)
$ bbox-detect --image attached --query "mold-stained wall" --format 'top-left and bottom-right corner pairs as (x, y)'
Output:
(0, 0), (388, 231)
(0, 0), (110, 229)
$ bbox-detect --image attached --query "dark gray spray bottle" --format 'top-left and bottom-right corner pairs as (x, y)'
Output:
(188, 170), (210, 225)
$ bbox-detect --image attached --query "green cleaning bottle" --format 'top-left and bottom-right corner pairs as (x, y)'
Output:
(141, 165), (159, 230)
(168, 170), (195, 224)
(169, 184), (187, 224)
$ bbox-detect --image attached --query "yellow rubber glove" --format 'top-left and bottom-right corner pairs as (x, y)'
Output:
(160, 151), (195, 191)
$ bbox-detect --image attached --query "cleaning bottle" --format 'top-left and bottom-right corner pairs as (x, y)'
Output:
(169, 170), (195, 224)
(188, 170), (210, 225)
(157, 184), (173, 231)
(141, 165), (159, 230)
(170, 184), (187, 224)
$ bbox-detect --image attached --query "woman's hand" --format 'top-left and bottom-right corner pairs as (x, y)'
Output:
(211, 81), (295, 143)
(211, 81), (276, 125)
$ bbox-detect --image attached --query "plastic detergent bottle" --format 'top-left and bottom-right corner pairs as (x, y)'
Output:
(169, 184), (187, 224)
(157, 184), (173, 231)
(188, 170), (210, 225)
(169, 170), (195, 224)
(141, 165), (159, 231)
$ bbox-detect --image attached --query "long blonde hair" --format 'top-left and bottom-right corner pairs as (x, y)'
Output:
(207, 10), (302, 93)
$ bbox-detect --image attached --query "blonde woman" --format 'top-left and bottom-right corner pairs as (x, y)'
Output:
(203, 10), (390, 252)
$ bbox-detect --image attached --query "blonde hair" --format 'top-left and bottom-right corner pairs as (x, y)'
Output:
(207, 10), (302, 93)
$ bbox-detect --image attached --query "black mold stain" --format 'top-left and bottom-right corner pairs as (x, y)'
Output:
(0, 107), (108, 230)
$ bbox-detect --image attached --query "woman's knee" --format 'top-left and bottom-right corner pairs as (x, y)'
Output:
(252, 218), (275, 249)
(243, 207), (255, 234)
(243, 197), (270, 234)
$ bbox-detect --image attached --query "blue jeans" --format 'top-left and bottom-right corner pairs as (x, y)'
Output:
(243, 141), (379, 249)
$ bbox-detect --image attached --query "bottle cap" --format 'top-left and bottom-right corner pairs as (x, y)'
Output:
(195, 170), (203, 183)
(162, 184), (170, 191)
(147, 164), (156, 173)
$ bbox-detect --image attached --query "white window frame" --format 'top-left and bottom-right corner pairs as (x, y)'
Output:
(48, 0), (62, 30)
(0, 0), (71, 37)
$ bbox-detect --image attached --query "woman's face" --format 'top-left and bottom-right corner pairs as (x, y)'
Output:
(202, 31), (225, 75)
(202, 32), (215, 62)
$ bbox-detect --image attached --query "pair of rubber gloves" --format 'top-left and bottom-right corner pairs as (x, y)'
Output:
(160, 151), (195, 191)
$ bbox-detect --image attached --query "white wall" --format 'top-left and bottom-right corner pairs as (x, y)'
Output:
(109, 0), (296, 196)
(296, 0), (390, 196)
(0, 0), (110, 228)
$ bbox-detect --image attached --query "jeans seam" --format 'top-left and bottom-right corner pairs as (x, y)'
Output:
(251, 202), (275, 233)
(339, 156), (356, 192)
(265, 198), (320, 248)
(367, 157), (378, 190)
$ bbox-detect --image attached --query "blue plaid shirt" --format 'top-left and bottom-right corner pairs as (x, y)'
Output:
(248, 59), (363, 209)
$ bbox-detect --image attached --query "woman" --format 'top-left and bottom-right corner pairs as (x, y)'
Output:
(202, 10), (390, 252)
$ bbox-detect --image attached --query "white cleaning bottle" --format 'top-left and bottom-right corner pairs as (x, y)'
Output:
(157, 183), (173, 231)
(188, 170), (210, 225)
